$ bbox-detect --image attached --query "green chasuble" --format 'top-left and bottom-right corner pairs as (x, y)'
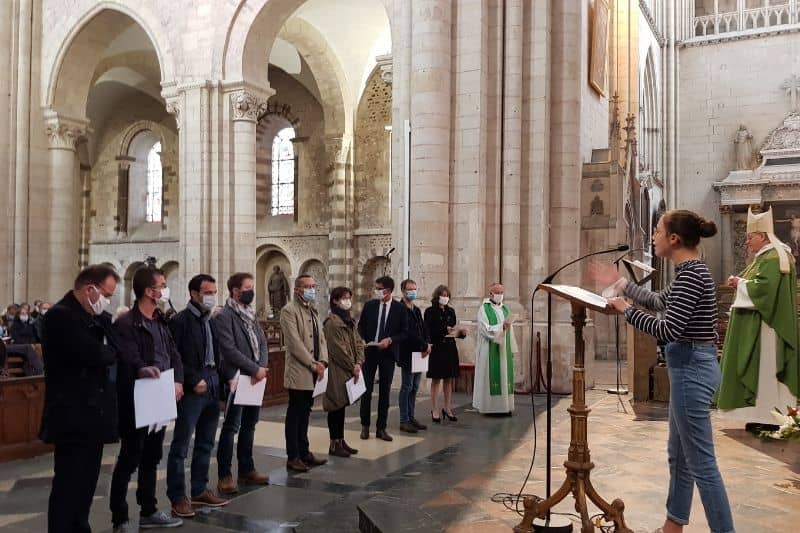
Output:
(717, 248), (800, 409)
(483, 303), (514, 395)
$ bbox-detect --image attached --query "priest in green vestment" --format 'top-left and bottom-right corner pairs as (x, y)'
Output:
(717, 207), (799, 428)
(473, 283), (518, 414)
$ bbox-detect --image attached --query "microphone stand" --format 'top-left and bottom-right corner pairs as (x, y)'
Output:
(531, 245), (627, 530)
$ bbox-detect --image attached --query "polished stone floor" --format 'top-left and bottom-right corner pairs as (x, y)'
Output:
(0, 361), (797, 532)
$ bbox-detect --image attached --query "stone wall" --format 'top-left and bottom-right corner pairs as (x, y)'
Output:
(354, 67), (392, 230)
(0, 0), (15, 305)
(678, 33), (800, 279)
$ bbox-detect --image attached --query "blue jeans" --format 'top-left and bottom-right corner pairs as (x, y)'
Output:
(216, 392), (260, 478)
(166, 391), (220, 502)
(665, 342), (734, 533)
(398, 367), (421, 423)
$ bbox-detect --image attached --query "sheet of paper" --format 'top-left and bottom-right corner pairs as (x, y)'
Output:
(312, 367), (329, 397)
(625, 258), (655, 273)
(134, 368), (177, 429)
(411, 351), (428, 373)
(234, 373), (267, 406)
(346, 376), (367, 404)
(545, 284), (609, 309)
(366, 341), (381, 347)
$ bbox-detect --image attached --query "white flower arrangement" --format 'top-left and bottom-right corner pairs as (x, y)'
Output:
(760, 406), (800, 441)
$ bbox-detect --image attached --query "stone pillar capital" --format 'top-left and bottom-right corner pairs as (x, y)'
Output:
(229, 88), (272, 122)
(44, 110), (90, 151)
(165, 98), (181, 130)
(376, 53), (393, 84)
(324, 135), (349, 164)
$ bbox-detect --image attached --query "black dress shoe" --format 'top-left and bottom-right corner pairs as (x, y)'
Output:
(442, 409), (458, 422)
(411, 419), (427, 430)
(360, 426), (370, 440)
(376, 429), (394, 441)
(286, 459), (309, 472)
(399, 422), (418, 433)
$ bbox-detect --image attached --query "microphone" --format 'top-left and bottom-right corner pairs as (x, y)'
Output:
(540, 244), (629, 286)
(385, 247), (396, 257)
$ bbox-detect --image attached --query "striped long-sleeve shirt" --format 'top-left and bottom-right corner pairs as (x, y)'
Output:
(623, 259), (718, 343)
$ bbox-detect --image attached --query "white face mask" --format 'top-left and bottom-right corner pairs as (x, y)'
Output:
(201, 294), (216, 311)
(439, 296), (450, 306)
(339, 299), (352, 311)
(490, 293), (504, 305)
(373, 289), (384, 300)
(89, 288), (110, 316)
(158, 287), (171, 303)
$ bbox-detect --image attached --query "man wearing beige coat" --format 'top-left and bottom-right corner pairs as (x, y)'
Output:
(280, 274), (329, 472)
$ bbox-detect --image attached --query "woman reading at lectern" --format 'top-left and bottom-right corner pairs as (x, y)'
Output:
(590, 210), (734, 533)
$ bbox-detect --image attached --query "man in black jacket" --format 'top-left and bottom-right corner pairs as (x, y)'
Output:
(40, 264), (120, 533)
(397, 279), (431, 434)
(110, 267), (184, 531)
(357, 276), (408, 441)
(166, 274), (230, 517)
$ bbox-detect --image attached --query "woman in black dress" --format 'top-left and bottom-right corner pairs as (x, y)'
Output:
(424, 285), (464, 423)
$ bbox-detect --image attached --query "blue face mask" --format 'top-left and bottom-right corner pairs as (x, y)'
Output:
(405, 290), (417, 301)
(303, 288), (317, 302)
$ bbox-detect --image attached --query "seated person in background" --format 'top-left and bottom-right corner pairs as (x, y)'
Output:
(9, 304), (39, 345)
(34, 302), (51, 340)
(2, 304), (19, 338)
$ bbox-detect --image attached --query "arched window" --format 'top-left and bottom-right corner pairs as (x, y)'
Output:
(271, 127), (295, 216)
(146, 141), (162, 222)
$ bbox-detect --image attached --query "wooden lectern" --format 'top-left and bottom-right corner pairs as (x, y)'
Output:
(514, 284), (633, 533)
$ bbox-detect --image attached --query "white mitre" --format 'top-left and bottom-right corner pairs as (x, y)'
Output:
(747, 207), (791, 273)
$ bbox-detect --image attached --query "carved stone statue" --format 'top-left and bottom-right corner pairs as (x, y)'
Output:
(267, 266), (290, 317)
(734, 124), (754, 170)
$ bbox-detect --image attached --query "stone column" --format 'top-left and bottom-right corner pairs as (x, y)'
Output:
(13, 0), (33, 301)
(326, 135), (349, 288)
(719, 205), (733, 277)
(501, 0), (524, 308)
(44, 111), (90, 300)
(227, 88), (269, 284)
(409, 0), (452, 291)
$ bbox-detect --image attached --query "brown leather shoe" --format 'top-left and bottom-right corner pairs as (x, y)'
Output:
(342, 440), (359, 455)
(302, 452), (328, 467)
(217, 476), (239, 495)
(191, 490), (229, 507)
(376, 429), (393, 441)
(360, 426), (370, 440)
(328, 439), (351, 458)
(286, 458), (310, 472)
(171, 496), (196, 518)
(239, 470), (270, 486)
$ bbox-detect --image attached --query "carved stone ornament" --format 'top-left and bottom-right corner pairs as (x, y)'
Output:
(44, 114), (90, 151)
(165, 99), (181, 130)
(760, 112), (800, 153)
(231, 90), (268, 122)
(375, 53), (393, 85)
(324, 136), (348, 165)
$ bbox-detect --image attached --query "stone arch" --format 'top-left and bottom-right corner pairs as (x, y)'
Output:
(358, 256), (390, 311)
(277, 17), (350, 135)
(299, 259), (329, 316)
(256, 245), (293, 318)
(122, 261), (145, 307)
(45, 4), (172, 118)
(119, 120), (169, 158)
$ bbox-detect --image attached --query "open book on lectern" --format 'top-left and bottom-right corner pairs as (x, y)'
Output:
(539, 283), (612, 311)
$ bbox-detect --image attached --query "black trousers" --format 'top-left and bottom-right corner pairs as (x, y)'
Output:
(285, 389), (313, 461)
(48, 441), (104, 533)
(109, 427), (165, 526)
(359, 350), (396, 431)
(327, 407), (346, 440)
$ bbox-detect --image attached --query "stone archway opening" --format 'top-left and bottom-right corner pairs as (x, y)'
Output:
(256, 248), (293, 319)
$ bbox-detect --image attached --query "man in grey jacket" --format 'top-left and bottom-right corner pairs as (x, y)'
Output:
(214, 272), (270, 495)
